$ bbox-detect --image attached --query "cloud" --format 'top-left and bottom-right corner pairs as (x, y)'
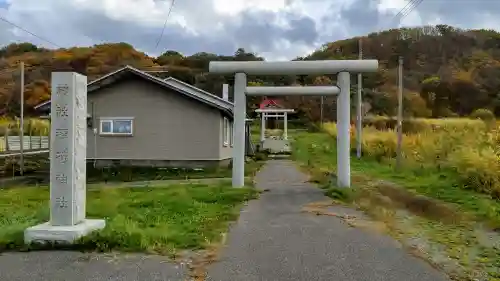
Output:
(0, 0), (498, 60)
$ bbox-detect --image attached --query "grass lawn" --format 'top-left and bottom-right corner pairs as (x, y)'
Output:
(0, 181), (258, 256)
(292, 131), (500, 281)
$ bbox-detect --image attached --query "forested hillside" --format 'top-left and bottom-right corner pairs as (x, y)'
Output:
(0, 24), (499, 121)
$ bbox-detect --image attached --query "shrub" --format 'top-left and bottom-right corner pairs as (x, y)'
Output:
(447, 146), (500, 198)
(470, 108), (495, 122)
(363, 116), (485, 134)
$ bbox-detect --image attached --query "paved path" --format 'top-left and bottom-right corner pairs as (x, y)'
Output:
(0, 252), (188, 281)
(206, 160), (450, 281)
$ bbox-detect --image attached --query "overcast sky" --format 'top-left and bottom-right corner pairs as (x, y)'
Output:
(0, 0), (499, 60)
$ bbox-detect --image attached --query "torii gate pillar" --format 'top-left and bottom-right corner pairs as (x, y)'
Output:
(283, 112), (288, 140)
(260, 114), (265, 142)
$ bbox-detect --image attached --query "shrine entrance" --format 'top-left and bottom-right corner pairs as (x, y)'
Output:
(209, 59), (379, 188)
(255, 99), (294, 154)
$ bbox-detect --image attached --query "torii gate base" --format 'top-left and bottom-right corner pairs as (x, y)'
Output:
(209, 60), (379, 188)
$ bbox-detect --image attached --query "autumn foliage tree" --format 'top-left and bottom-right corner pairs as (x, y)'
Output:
(0, 25), (500, 119)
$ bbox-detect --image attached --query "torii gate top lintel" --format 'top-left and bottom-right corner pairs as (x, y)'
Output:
(208, 60), (379, 75)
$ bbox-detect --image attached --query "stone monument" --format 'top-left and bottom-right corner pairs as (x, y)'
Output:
(24, 72), (105, 244)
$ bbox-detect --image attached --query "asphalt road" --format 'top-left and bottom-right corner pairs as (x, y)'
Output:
(206, 160), (451, 281)
(0, 251), (187, 281)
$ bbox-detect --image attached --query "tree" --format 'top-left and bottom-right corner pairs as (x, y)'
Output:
(1, 24), (500, 117)
(156, 50), (183, 65)
(420, 76), (451, 117)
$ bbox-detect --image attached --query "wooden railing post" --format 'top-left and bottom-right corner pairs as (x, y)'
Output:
(29, 120), (33, 150)
(48, 123), (51, 151)
(39, 131), (42, 149)
(4, 127), (9, 152)
(19, 121), (24, 175)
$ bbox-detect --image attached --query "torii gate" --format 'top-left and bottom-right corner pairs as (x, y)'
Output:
(209, 59), (379, 188)
(255, 98), (294, 141)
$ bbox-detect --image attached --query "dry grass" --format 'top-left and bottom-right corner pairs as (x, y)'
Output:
(0, 117), (50, 136)
(323, 118), (500, 198)
(187, 241), (225, 280)
(362, 115), (488, 133)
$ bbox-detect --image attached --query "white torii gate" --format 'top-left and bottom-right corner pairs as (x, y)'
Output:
(209, 60), (379, 188)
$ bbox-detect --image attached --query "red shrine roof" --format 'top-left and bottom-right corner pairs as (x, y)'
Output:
(259, 99), (283, 109)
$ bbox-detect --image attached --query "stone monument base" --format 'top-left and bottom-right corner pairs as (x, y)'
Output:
(24, 219), (106, 244)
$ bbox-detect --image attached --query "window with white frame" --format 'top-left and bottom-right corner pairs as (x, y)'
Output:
(100, 118), (134, 136)
(223, 117), (230, 146)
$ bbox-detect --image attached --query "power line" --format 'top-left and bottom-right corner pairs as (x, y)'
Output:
(392, 0), (419, 24)
(380, 0), (424, 39)
(377, 0), (416, 32)
(154, 0), (176, 51)
(0, 16), (62, 48)
(384, 0), (424, 30)
(399, 0), (424, 22)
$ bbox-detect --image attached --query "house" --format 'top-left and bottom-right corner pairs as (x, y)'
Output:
(35, 65), (254, 168)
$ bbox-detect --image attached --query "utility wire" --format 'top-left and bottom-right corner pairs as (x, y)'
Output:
(391, 0), (419, 24)
(376, 0), (416, 33)
(0, 16), (62, 48)
(154, 0), (176, 51)
(382, 0), (424, 40)
(399, 0), (424, 22)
